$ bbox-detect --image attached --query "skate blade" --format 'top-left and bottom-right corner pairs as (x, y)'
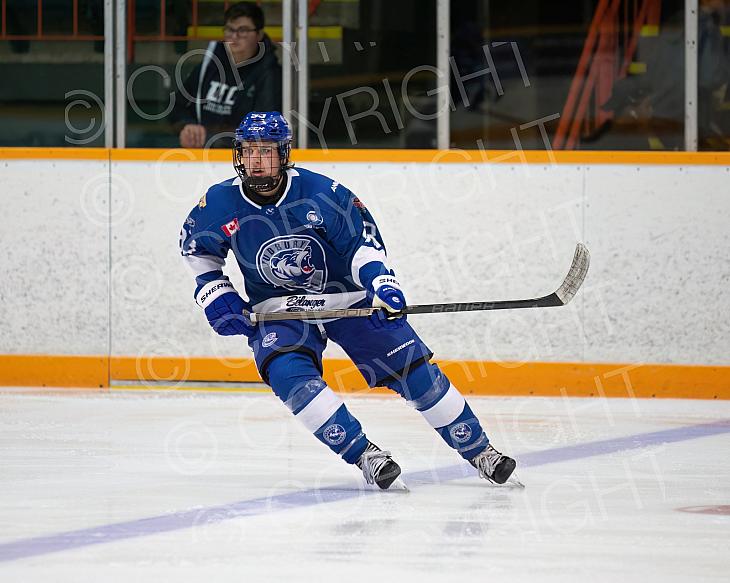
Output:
(503, 473), (525, 489)
(365, 477), (409, 492)
(387, 477), (409, 492)
(485, 472), (525, 489)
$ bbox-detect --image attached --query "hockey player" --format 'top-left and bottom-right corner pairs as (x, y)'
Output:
(179, 111), (517, 490)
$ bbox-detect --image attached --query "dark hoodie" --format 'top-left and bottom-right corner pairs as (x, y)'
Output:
(171, 35), (282, 148)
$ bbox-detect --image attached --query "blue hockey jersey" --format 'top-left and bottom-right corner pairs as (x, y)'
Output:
(179, 167), (391, 312)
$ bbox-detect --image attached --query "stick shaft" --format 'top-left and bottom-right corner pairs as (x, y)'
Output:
(249, 243), (589, 323)
(250, 294), (561, 323)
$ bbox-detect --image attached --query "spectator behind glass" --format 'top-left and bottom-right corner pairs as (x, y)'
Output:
(171, 2), (282, 149)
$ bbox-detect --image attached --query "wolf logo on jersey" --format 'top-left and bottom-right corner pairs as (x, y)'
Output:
(272, 247), (314, 283)
(257, 235), (327, 292)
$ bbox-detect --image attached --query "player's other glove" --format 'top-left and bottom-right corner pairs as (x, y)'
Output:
(368, 274), (407, 330)
(195, 279), (255, 337)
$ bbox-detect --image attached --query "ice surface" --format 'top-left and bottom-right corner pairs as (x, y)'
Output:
(0, 388), (729, 582)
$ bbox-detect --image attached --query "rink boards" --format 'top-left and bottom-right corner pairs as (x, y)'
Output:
(0, 148), (729, 397)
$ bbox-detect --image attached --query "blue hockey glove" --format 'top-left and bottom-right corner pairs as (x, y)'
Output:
(195, 280), (256, 337)
(368, 275), (407, 330)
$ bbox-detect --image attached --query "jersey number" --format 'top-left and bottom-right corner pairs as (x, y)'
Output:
(363, 221), (383, 250)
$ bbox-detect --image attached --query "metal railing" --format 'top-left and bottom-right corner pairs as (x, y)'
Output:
(0, 0), (103, 40)
(0, 0), (274, 44)
(553, 0), (662, 150)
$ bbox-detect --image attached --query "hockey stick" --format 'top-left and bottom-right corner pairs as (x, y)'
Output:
(249, 242), (590, 323)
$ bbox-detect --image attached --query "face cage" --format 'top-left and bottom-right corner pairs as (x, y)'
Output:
(232, 139), (292, 188)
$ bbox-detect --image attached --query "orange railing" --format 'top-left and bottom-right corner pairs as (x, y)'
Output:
(0, 1), (327, 62)
(553, 0), (661, 150)
(0, 1), (264, 60)
(0, 0), (283, 44)
(0, 0), (102, 41)
(126, 0), (271, 60)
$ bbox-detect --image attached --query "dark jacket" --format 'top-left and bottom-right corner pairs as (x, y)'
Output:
(172, 35), (282, 148)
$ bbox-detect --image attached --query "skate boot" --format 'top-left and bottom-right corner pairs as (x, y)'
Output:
(356, 442), (403, 490)
(469, 444), (517, 485)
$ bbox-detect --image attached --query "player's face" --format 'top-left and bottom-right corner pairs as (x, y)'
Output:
(241, 141), (281, 179)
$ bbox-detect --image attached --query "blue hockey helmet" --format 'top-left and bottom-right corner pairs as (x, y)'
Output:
(233, 111), (293, 192)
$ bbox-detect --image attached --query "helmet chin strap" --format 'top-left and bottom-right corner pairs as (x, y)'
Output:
(243, 170), (284, 194)
(244, 175), (277, 192)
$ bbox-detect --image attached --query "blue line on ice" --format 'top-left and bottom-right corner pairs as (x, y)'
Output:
(1, 419), (728, 562)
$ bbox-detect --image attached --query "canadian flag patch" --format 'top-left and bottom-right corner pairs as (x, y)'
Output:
(221, 218), (240, 237)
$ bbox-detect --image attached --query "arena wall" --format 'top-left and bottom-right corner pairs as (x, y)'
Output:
(1, 149), (728, 397)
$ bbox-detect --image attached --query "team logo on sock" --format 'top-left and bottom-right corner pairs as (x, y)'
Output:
(262, 332), (278, 348)
(450, 423), (472, 443)
(323, 423), (346, 445)
(256, 235), (327, 292)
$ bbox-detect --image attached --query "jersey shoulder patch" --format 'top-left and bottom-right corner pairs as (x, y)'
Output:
(188, 178), (239, 230)
(201, 178), (238, 209)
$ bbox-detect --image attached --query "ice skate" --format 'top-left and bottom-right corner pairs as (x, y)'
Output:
(469, 444), (524, 487)
(356, 442), (408, 491)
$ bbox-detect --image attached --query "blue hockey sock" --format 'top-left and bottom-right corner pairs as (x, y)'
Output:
(266, 352), (368, 464)
(434, 403), (489, 459)
(389, 362), (489, 460)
